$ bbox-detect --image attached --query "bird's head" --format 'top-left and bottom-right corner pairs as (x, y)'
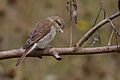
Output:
(49, 16), (65, 33)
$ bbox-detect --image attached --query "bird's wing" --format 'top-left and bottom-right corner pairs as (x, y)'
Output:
(16, 19), (53, 67)
(23, 19), (53, 49)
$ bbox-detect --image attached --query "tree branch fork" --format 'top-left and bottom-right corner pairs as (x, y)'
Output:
(0, 11), (120, 60)
(0, 45), (120, 60)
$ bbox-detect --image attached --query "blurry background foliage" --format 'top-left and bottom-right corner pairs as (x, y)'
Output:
(0, 0), (120, 80)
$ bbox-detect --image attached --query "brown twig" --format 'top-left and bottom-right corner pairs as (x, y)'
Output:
(0, 45), (120, 60)
(66, 0), (77, 47)
(69, 0), (73, 47)
(75, 11), (120, 47)
(108, 18), (120, 37)
(108, 29), (114, 46)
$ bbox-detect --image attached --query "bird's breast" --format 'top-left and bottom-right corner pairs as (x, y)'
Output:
(37, 26), (56, 48)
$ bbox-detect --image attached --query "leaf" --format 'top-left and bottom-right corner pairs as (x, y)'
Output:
(76, 20), (89, 31)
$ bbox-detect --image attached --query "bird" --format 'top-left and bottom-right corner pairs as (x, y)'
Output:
(16, 16), (65, 67)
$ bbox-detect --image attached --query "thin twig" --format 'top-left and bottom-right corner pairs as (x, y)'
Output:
(103, 9), (106, 19)
(100, 0), (106, 19)
(108, 29), (114, 46)
(70, 25), (73, 47)
(108, 19), (120, 53)
(89, 0), (105, 46)
(70, 0), (73, 47)
(92, 7), (102, 27)
(75, 11), (120, 47)
(108, 18), (120, 37)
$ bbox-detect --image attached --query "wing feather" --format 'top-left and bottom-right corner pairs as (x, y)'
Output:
(23, 19), (53, 49)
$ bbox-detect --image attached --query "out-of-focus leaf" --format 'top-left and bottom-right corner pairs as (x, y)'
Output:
(76, 20), (88, 31)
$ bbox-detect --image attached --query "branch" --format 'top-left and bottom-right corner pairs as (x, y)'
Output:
(75, 11), (120, 47)
(0, 45), (120, 60)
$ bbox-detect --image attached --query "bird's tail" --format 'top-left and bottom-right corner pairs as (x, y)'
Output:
(16, 43), (37, 67)
(16, 49), (29, 67)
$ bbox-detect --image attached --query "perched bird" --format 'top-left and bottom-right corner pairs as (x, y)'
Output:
(16, 16), (65, 67)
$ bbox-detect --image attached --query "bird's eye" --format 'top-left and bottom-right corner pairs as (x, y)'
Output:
(55, 20), (61, 26)
(58, 22), (61, 26)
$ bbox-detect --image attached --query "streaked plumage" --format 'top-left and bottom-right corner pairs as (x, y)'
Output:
(16, 16), (65, 67)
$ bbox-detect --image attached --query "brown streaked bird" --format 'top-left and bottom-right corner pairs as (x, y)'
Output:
(16, 16), (65, 67)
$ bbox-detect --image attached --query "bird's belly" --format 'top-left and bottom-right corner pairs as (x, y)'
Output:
(37, 27), (56, 48)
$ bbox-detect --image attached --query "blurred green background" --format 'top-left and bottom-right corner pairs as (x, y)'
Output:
(0, 0), (120, 80)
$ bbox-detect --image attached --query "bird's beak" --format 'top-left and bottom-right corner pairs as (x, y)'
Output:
(60, 28), (64, 34)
